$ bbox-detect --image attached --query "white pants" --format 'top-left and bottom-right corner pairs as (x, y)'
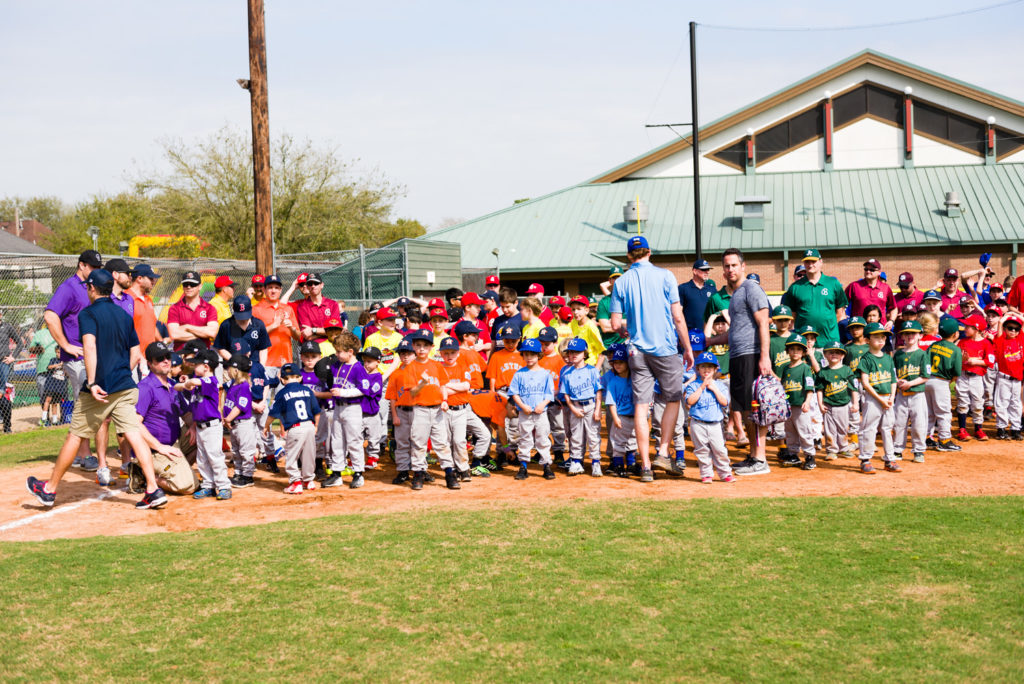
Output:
(784, 407), (815, 456)
(284, 421), (316, 483)
(567, 400), (601, 462)
(983, 366), (997, 409)
(466, 411), (491, 461)
(609, 414), (637, 457)
(548, 403), (566, 452)
(196, 422), (231, 490)
(362, 412), (384, 460)
(925, 378), (954, 440)
(230, 417), (260, 476)
(516, 411), (552, 464)
(690, 419), (731, 479)
(894, 391), (928, 454)
(859, 393), (895, 462)
(394, 407), (413, 470)
(410, 406), (452, 471)
(822, 403), (854, 455)
(443, 406), (471, 471)
(955, 374), (985, 424)
(331, 402), (365, 472)
(994, 373), (1022, 430)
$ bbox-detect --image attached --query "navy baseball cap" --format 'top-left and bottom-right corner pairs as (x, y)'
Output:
(227, 354), (252, 372)
(537, 326), (558, 342)
(747, 273), (761, 283)
(170, 353), (183, 367)
(695, 351), (720, 369)
(923, 289), (942, 301)
(409, 329), (433, 343)
(280, 363), (301, 377)
(480, 290), (499, 302)
(264, 274), (283, 286)
(519, 338), (542, 354)
(396, 338), (415, 354)
(299, 340), (320, 355)
(439, 336), (460, 352)
(78, 249), (103, 268)
(497, 325), (522, 340)
(627, 235), (649, 251)
(358, 346), (383, 360)
(144, 341), (173, 362)
(566, 337), (588, 352)
(692, 259), (711, 271)
(453, 320), (479, 338)
(232, 295), (253, 320)
(396, 296), (412, 308)
(607, 344), (628, 362)
(131, 263), (160, 280)
(689, 330), (705, 352)
(85, 269), (113, 289)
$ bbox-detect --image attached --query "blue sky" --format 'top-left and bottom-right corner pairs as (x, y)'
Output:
(1, 1), (1022, 230)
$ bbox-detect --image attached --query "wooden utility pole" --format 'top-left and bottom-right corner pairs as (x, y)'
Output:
(247, 0), (274, 274)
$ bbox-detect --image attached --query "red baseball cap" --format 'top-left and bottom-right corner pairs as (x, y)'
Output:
(325, 317), (344, 330)
(214, 275), (236, 289)
(428, 307), (448, 319)
(251, 274), (265, 285)
(897, 272), (914, 286)
(863, 259), (881, 270)
(461, 292), (484, 306)
(550, 295), (566, 307)
(990, 282), (1004, 292)
(297, 273), (309, 284)
(944, 268), (959, 279)
(375, 307), (396, 321)
(485, 275), (500, 286)
(558, 306), (573, 322)
(428, 297), (445, 310)
(960, 313), (985, 329)
(1005, 313), (1023, 326)
(901, 303), (918, 315)
(570, 295), (589, 307)
(526, 283), (544, 295)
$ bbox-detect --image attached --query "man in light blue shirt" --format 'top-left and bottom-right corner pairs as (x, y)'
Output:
(608, 236), (693, 481)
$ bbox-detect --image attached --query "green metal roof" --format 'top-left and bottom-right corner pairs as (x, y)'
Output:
(426, 163), (1024, 272)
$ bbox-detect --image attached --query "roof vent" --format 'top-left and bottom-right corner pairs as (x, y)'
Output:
(735, 196), (771, 231)
(623, 200), (648, 234)
(944, 191), (962, 218)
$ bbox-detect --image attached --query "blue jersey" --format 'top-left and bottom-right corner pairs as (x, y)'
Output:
(600, 371), (634, 416)
(214, 318), (270, 363)
(249, 362), (267, 402)
(558, 364), (602, 402)
(508, 366), (554, 412)
(269, 382), (321, 430)
(684, 378), (726, 423)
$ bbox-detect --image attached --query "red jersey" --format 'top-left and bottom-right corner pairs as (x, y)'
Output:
(994, 334), (1024, 380)
(957, 337), (994, 376)
(919, 334), (940, 352)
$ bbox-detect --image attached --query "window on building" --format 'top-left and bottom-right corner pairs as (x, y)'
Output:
(708, 139), (747, 170)
(913, 101), (985, 155)
(754, 107), (823, 164)
(995, 127), (1024, 159)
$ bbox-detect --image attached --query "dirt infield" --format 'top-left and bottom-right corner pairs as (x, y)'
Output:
(3, 437), (1022, 542)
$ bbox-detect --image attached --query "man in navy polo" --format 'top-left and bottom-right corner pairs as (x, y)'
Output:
(27, 269), (168, 510)
(678, 259), (717, 332)
(213, 295), (270, 366)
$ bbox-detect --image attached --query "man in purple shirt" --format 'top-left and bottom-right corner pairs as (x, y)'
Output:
(105, 258), (135, 317)
(44, 249), (102, 469)
(845, 258), (897, 328)
(134, 342), (196, 494)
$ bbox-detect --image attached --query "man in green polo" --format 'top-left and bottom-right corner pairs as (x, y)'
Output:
(781, 249), (848, 344)
(704, 283), (732, 324)
(597, 266), (627, 346)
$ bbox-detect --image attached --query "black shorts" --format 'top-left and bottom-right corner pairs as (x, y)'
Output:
(730, 354), (759, 413)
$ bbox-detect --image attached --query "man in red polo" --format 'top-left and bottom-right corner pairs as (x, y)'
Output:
(845, 259), (897, 327)
(939, 268), (967, 316)
(166, 271), (218, 351)
(894, 272), (924, 312)
(294, 272), (338, 355)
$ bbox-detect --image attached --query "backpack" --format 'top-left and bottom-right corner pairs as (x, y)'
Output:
(750, 374), (791, 426)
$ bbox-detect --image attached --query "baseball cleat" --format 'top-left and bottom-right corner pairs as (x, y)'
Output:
(135, 488), (167, 509)
(411, 471), (425, 490)
(349, 473), (365, 489)
(26, 477), (55, 507)
(284, 481), (303, 494)
(542, 464), (556, 480)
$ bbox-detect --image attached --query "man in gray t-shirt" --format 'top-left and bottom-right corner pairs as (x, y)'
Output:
(728, 279), (769, 357)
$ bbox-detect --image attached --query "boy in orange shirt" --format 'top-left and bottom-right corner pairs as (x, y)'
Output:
(386, 338), (416, 484)
(406, 329), (456, 490)
(486, 324), (525, 467)
(537, 326), (567, 465)
(453, 320), (493, 476)
(439, 336), (475, 482)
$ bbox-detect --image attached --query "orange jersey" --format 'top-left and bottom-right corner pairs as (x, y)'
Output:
(486, 348), (524, 390)
(385, 364), (415, 407)
(441, 355), (475, 406)
(408, 358), (448, 406)
(538, 353), (566, 393)
(459, 348), (486, 388)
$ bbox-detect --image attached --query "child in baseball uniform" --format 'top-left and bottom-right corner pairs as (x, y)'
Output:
(453, 321), (492, 477)
(386, 338), (417, 483)
(892, 321), (931, 464)
(265, 364), (321, 494)
(778, 335), (818, 470)
(982, 305), (1002, 414)
(327, 331), (374, 489)
(684, 352), (734, 483)
(857, 323), (899, 474)
(357, 347), (385, 470)
(955, 315), (993, 441)
(537, 326), (567, 466)
(558, 337), (602, 476)
(405, 329), (456, 490)
(224, 354), (260, 488)
(486, 325), (524, 466)
(178, 349), (233, 500)
(508, 338), (556, 480)
(769, 306), (796, 378)
(992, 313), (1024, 440)
(568, 296), (605, 366)
(926, 317), (963, 452)
(844, 316), (869, 443)
(816, 341), (858, 459)
(438, 336), (475, 482)
(797, 326), (825, 444)
(601, 345), (637, 478)
(297, 340), (333, 480)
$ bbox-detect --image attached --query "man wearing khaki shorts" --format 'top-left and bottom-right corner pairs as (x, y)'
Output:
(27, 269), (167, 509)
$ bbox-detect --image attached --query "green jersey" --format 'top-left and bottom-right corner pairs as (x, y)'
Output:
(703, 286), (731, 323)
(927, 339), (962, 381)
(893, 348), (931, 393)
(816, 365), (855, 407)
(780, 362), (816, 407)
(781, 274), (848, 343)
(595, 296), (625, 346)
(707, 341), (730, 376)
(858, 351), (896, 396)
(844, 342), (870, 373)
(769, 332), (794, 377)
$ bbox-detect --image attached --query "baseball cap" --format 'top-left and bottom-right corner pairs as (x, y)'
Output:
(427, 298), (445, 310)
(180, 339), (205, 358)
(802, 248), (821, 261)
(519, 338), (542, 354)
(923, 289), (942, 301)
(880, 271), (887, 281)
(898, 320), (923, 333)
(823, 340), (846, 354)
(232, 295), (252, 320)
(131, 263), (160, 280)
(944, 268), (959, 279)
(693, 259), (711, 271)
(437, 337), (459, 352)
(627, 235), (649, 251)
(186, 348), (219, 369)
(558, 306), (572, 322)
(227, 354), (252, 372)
(785, 334), (808, 348)
(85, 269), (113, 289)
(985, 305), (1002, 315)
(537, 326), (558, 342)
(497, 325), (522, 340)
(689, 330), (705, 352)
(170, 353), (183, 367)
(369, 301), (384, 312)
(358, 346), (383, 360)
(296, 273), (309, 284)
(428, 307), (448, 319)
(570, 295), (589, 307)
(990, 282), (1005, 292)
(306, 272), (323, 285)
(78, 249), (103, 268)
(375, 307), (397, 321)
(396, 338), (415, 354)
(901, 303), (919, 316)
(461, 292), (484, 307)
(280, 363), (301, 377)
(863, 259), (882, 270)
(104, 258), (130, 273)
(794, 264), (807, 277)
(747, 273), (761, 283)
(408, 329), (433, 343)
(144, 341), (173, 362)
(395, 296), (412, 308)
(215, 275), (236, 289)
(566, 337), (588, 352)
(485, 275), (500, 286)
(865, 322), (887, 336)
(549, 295), (566, 307)
(797, 325), (818, 337)
(481, 290), (499, 302)
(939, 317), (961, 337)
(264, 274), (282, 286)
(960, 313), (985, 329)
(181, 271), (200, 285)
(1004, 313), (1023, 327)
(607, 344), (628, 362)
(695, 351), (719, 368)
(453, 320), (480, 338)
(526, 283), (544, 295)
(299, 340), (321, 355)
(251, 274), (266, 286)
(847, 316), (866, 328)
(325, 318), (344, 331)
(898, 272), (914, 286)
(771, 305), (794, 320)
(608, 266), (624, 279)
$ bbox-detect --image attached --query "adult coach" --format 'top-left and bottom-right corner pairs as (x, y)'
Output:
(596, 266), (627, 347)
(167, 270), (218, 351)
(717, 248), (772, 476)
(26, 270), (167, 509)
(845, 259), (897, 327)
(294, 272), (338, 356)
(678, 259), (716, 332)
(128, 263), (161, 375)
(781, 248), (848, 343)
(608, 236), (694, 481)
(214, 296), (270, 366)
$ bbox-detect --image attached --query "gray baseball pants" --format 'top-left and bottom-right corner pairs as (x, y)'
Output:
(567, 401), (601, 462)
(258, 365), (280, 456)
(690, 419), (732, 479)
(516, 410), (552, 464)
(609, 414), (637, 457)
(285, 421), (316, 483)
(548, 403), (566, 452)
(196, 422), (231, 491)
(955, 374), (985, 424)
(994, 373), (1022, 430)
(362, 412), (384, 461)
(652, 396), (686, 450)
(784, 407), (815, 456)
(466, 411), (491, 461)
(983, 366), (997, 408)
(230, 417), (260, 477)
(377, 398), (391, 453)
(925, 377), (954, 440)
(443, 406), (471, 471)
(331, 402), (365, 473)
(894, 391), (928, 454)
(394, 407), (413, 470)
(822, 404), (854, 456)
(848, 380), (862, 435)
(859, 393), (895, 462)
(315, 408), (332, 461)
(411, 405), (452, 471)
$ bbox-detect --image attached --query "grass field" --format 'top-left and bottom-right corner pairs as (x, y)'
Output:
(1, 496), (1022, 681)
(0, 428), (119, 470)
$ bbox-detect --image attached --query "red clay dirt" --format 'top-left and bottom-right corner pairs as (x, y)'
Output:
(2, 438), (1022, 542)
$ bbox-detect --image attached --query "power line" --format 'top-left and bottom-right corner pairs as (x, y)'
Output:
(701, 0), (1023, 32)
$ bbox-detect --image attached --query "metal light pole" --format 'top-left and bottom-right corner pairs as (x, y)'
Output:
(491, 248), (500, 280)
(689, 21), (702, 261)
(86, 226), (99, 252)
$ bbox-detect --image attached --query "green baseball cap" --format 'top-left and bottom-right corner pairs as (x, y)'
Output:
(802, 248), (821, 261)
(939, 317), (961, 337)
(823, 340), (846, 354)
(847, 316), (866, 328)
(797, 324), (818, 337)
(865, 322), (887, 336)
(608, 266), (624, 278)
(785, 334), (808, 348)
(898, 320), (923, 333)
(771, 305), (794, 320)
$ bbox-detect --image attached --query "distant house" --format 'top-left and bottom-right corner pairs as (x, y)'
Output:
(0, 228), (52, 255)
(0, 219), (53, 249)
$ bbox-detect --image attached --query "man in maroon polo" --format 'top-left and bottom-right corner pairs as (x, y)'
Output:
(166, 271), (218, 351)
(894, 272), (924, 312)
(939, 268), (967, 316)
(845, 259), (897, 328)
(293, 272), (338, 355)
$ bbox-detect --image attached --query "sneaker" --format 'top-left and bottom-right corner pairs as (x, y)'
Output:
(230, 474), (254, 488)
(304, 480), (318, 491)
(80, 455), (99, 472)
(956, 428), (970, 441)
(118, 462), (132, 479)
(444, 470), (461, 490)
(926, 437), (938, 450)
(284, 481), (303, 494)
(72, 455), (84, 467)
(779, 452), (802, 467)
(913, 452), (925, 463)
(996, 428), (1009, 440)
(651, 454), (675, 473)
(860, 461), (875, 474)
(591, 462), (603, 477)
(350, 472), (365, 489)
(136, 487), (167, 509)
(483, 458), (501, 472)
(567, 460), (584, 476)
(471, 465), (491, 478)
(734, 459), (770, 476)
(640, 468), (654, 482)
(459, 469), (472, 482)
(840, 446), (857, 458)
(629, 462), (643, 477)
(340, 466), (354, 477)
(322, 473), (343, 488)
(611, 464), (627, 478)
(672, 459), (686, 476)
(1013, 430), (1024, 442)
(701, 476), (713, 484)
(720, 474), (736, 483)
(801, 455), (817, 470)
(892, 452), (903, 461)
(936, 440), (962, 452)
(974, 429), (989, 441)
(193, 487), (216, 499)
(366, 456), (379, 470)
(26, 477), (55, 507)
(411, 471), (425, 490)
(824, 453), (838, 461)
(262, 455), (280, 473)
(392, 470), (410, 485)
(884, 461), (902, 472)
(732, 456), (756, 471)
(543, 464), (556, 480)
(422, 471), (437, 483)
(553, 451), (565, 468)
(314, 461), (327, 481)
(216, 488), (232, 500)
(96, 467), (112, 486)
(514, 464), (529, 480)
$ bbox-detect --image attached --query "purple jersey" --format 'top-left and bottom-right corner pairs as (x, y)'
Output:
(301, 369), (333, 410)
(187, 375), (221, 422)
(136, 373), (183, 445)
(223, 381), (254, 421)
(331, 359), (372, 408)
(110, 290), (135, 317)
(45, 274), (90, 362)
(361, 369), (383, 416)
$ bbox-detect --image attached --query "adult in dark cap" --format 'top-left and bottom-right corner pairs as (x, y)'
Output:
(103, 258), (135, 317)
(678, 258), (717, 333)
(127, 263), (162, 374)
(213, 295), (270, 367)
(781, 248), (848, 344)
(293, 272), (339, 356)
(845, 258), (897, 328)
(167, 270), (218, 352)
(894, 272), (923, 312)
